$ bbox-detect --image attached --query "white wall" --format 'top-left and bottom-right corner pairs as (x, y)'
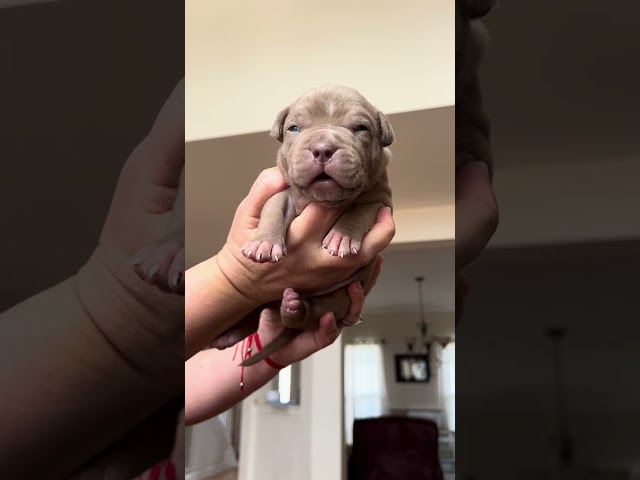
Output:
(309, 338), (344, 480)
(238, 363), (311, 480)
(458, 241), (640, 478)
(186, 0), (454, 140)
(238, 338), (344, 480)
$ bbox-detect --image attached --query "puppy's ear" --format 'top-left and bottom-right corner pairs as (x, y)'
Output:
(270, 106), (290, 142)
(376, 111), (395, 147)
(465, 0), (495, 19)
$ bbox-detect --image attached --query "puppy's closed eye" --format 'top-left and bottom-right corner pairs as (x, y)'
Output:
(353, 124), (369, 132)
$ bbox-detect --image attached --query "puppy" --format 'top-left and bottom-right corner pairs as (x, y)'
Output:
(456, 0), (496, 174)
(234, 86), (395, 366)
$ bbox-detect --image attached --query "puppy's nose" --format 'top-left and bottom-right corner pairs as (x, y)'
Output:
(311, 143), (336, 164)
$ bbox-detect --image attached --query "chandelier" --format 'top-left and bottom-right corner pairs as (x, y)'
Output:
(404, 276), (452, 356)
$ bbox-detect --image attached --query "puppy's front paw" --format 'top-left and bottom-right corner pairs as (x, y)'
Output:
(130, 231), (185, 294)
(322, 228), (362, 258)
(240, 237), (286, 263)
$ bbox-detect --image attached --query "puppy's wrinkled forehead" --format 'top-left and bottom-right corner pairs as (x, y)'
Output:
(289, 87), (375, 127)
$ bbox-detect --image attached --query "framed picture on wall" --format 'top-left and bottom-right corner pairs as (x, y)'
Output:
(395, 354), (429, 383)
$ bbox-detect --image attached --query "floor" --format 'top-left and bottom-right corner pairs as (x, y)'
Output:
(203, 465), (454, 479)
(205, 468), (238, 480)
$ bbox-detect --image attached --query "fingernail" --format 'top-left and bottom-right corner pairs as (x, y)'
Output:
(339, 251), (344, 258)
(274, 254), (279, 262)
(322, 243), (328, 249)
(246, 250), (252, 256)
(351, 247), (358, 254)
(257, 253), (262, 260)
(330, 250), (336, 256)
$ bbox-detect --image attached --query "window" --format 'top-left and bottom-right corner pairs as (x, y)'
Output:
(344, 342), (388, 445)
(277, 365), (292, 404)
(441, 342), (455, 432)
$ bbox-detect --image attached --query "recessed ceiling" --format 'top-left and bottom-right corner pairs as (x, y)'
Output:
(362, 241), (455, 315)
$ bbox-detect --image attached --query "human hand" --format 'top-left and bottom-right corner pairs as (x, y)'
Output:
(216, 168), (395, 307)
(75, 79), (185, 387)
(256, 255), (384, 367)
(455, 160), (498, 323)
(100, 80), (184, 258)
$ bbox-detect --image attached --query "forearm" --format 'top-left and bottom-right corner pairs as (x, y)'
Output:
(185, 255), (258, 359)
(185, 345), (279, 425)
(0, 254), (180, 477)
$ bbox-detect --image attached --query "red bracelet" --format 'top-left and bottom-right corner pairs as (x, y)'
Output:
(253, 332), (286, 370)
(233, 332), (286, 391)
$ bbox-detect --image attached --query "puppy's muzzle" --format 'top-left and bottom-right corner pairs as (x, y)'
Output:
(311, 141), (338, 165)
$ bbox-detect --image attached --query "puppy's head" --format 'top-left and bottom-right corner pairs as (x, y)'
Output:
(271, 86), (394, 205)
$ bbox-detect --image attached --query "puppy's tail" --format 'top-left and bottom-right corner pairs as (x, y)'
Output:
(239, 328), (300, 367)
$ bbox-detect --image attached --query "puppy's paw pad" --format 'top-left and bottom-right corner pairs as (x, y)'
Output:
(324, 229), (361, 258)
(322, 231), (335, 250)
(339, 235), (361, 258)
(241, 239), (285, 263)
(130, 236), (184, 294)
(324, 231), (343, 256)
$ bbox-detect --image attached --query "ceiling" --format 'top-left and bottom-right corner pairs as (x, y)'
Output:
(186, 107), (455, 315)
(361, 241), (454, 315)
(480, 0), (640, 170)
(185, 0), (453, 140)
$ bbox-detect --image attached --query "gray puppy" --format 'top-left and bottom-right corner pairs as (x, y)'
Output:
(236, 85), (394, 366)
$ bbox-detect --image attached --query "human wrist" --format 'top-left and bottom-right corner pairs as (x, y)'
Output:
(75, 244), (184, 393)
(185, 253), (260, 358)
(252, 331), (288, 370)
(216, 242), (274, 304)
(252, 323), (294, 368)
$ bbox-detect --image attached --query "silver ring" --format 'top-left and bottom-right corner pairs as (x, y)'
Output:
(341, 314), (364, 327)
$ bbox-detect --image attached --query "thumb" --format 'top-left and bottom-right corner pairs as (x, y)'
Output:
(289, 203), (346, 245)
(360, 207), (395, 262)
(130, 79), (185, 188)
(234, 168), (287, 225)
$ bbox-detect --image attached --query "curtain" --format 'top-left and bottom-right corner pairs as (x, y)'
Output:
(440, 342), (455, 432)
(344, 342), (388, 445)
